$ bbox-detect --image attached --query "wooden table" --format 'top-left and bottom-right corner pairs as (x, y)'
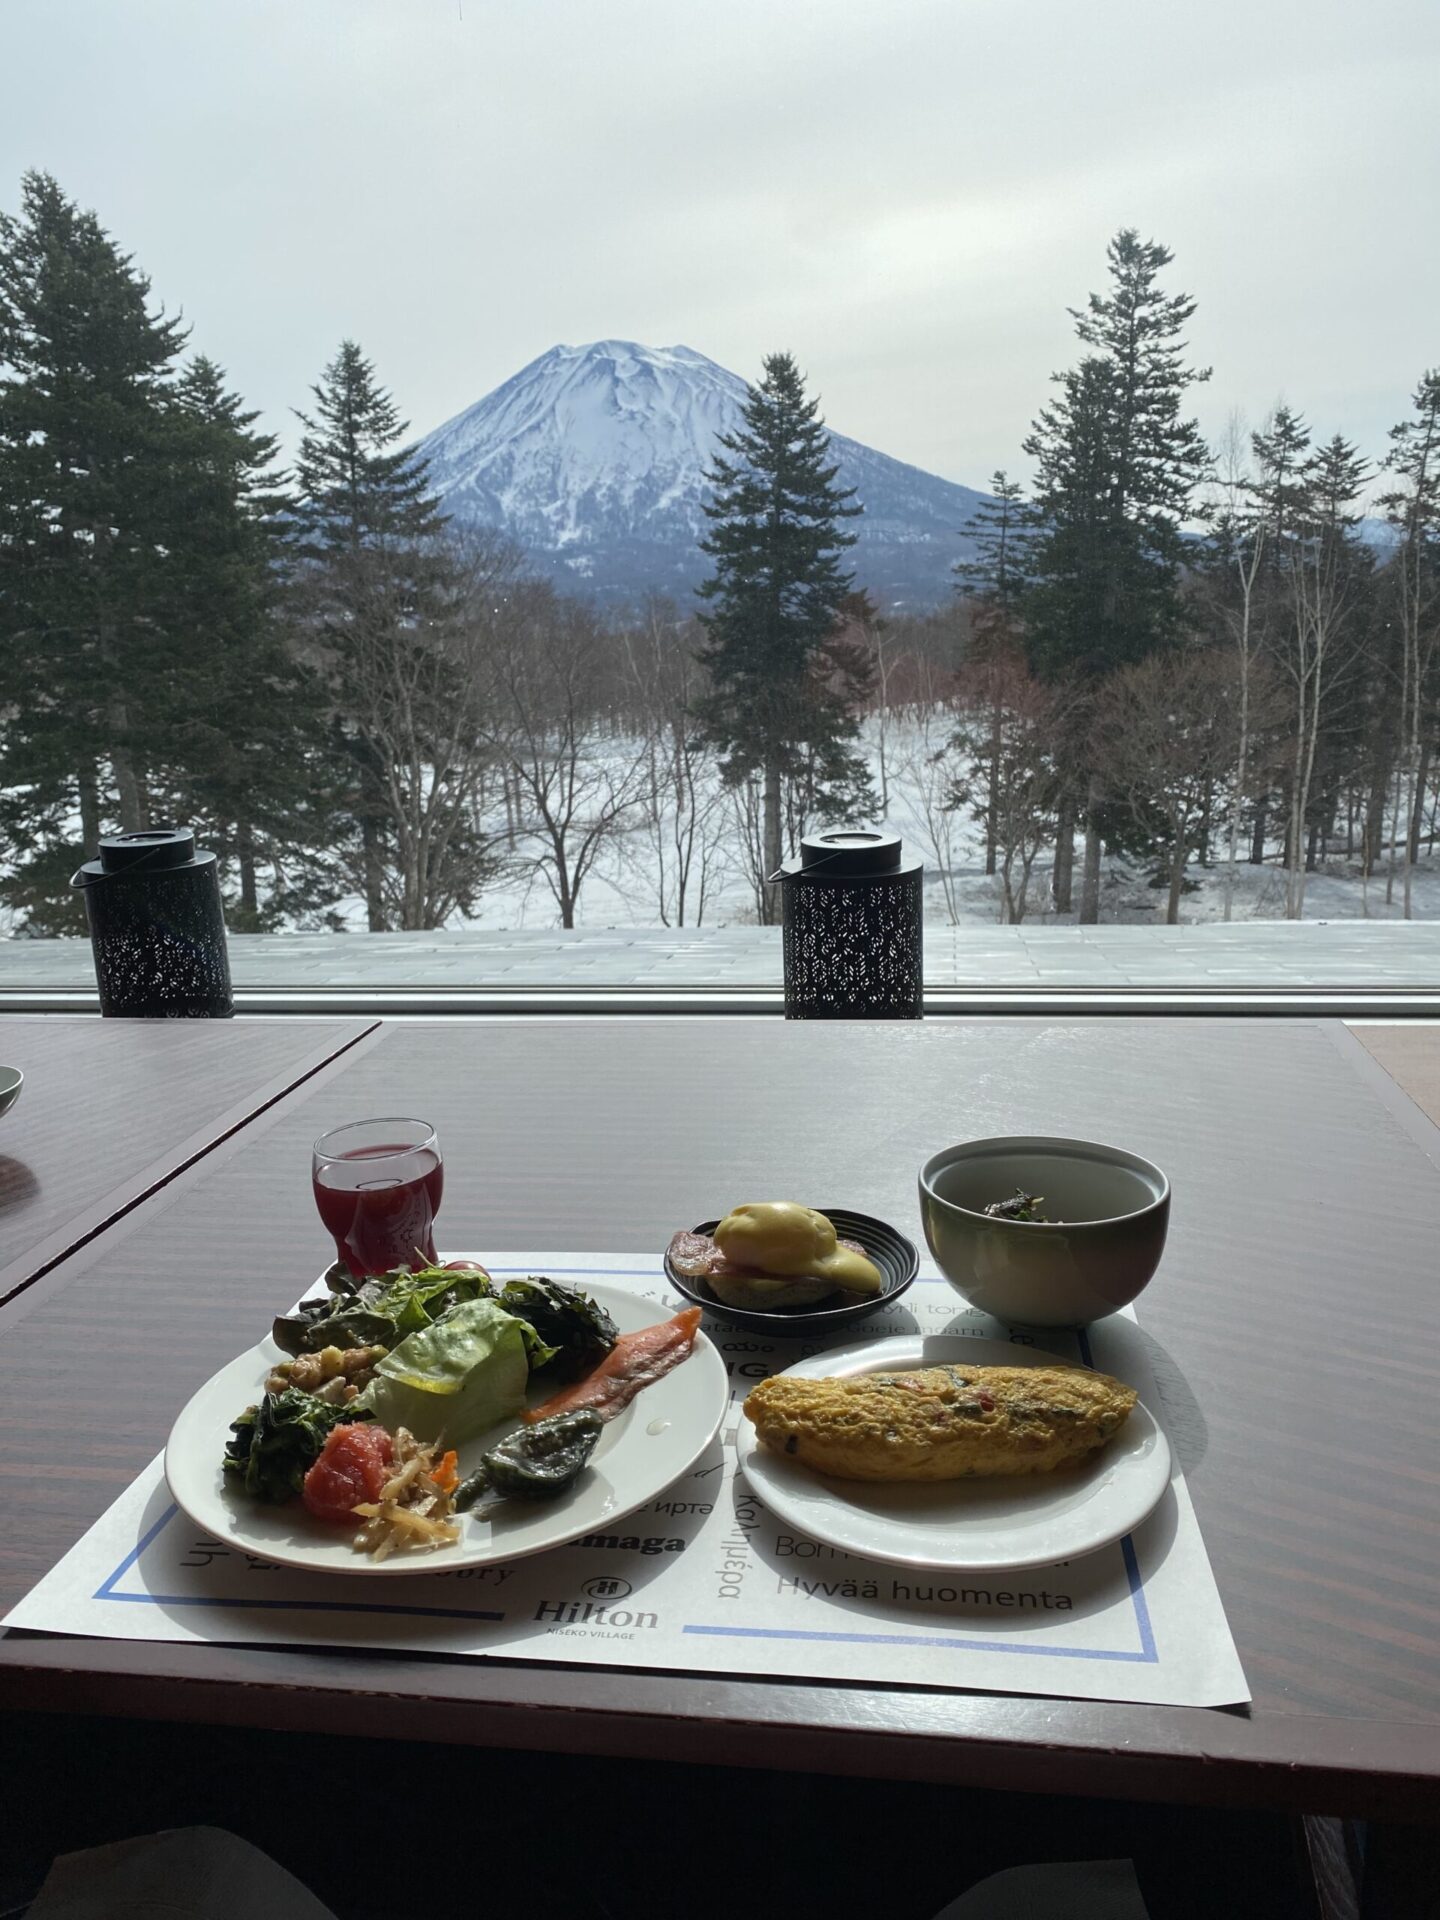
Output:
(0, 1015), (377, 1306)
(4, 1016), (1440, 1843)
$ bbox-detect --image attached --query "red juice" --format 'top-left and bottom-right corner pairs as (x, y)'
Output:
(313, 1143), (444, 1278)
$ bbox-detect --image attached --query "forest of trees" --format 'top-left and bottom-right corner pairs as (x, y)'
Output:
(1, 172), (1437, 937)
(947, 231), (1440, 924)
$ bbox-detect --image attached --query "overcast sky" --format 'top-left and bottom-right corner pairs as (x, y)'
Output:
(4, 0), (1437, 493)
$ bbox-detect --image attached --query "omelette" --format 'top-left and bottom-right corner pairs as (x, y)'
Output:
(744, 1363), (1137, 1482)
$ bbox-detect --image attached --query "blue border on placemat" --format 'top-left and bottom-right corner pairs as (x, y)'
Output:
(94, 1271), (1157, 1664)
(676, 1321), (1158, 1666)
(93, 1503), (506, 1621)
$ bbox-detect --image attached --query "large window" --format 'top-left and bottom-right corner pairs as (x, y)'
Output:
(2, 2), (1438, 1001)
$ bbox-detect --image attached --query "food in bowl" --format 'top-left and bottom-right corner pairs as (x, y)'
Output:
(920, 1136), (1170, 1327)
(984, 1189), (1052, 1222)
(668, 1202), (883, 1311)
(745, 1362), (1137, 1482)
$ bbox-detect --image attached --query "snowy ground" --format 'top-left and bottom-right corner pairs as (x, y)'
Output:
(431, 712), (1440, 936)
(5, 710), (1438, 938)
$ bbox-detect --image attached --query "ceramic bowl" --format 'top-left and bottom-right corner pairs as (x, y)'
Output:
(918, 1136), (1169, 1327)
(664, 1207), (919, 1337)
(0, 1067), (22, 1118)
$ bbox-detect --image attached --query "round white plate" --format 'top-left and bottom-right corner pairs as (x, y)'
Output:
(737, 1334), (1171, 1573)
(166, 1279), (727, 1577)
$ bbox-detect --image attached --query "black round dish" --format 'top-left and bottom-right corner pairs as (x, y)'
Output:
(664, 1208), (919, 1337)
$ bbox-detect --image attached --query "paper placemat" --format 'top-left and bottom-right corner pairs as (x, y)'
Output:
(3, 1254), (1248, 1708)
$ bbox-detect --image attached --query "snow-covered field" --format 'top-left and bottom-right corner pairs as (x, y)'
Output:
(422, 711), (1440, 934)
(6, 710), (1437, 936)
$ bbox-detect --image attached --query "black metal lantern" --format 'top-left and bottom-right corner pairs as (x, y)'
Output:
(72, 827), (234, 1018)
(773, 827), (924, 1020)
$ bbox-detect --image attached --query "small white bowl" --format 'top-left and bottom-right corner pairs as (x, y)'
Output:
(0, 1066), (21, 1118)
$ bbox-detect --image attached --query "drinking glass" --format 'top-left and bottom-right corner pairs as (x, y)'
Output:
(312, 1117), (444, 1279)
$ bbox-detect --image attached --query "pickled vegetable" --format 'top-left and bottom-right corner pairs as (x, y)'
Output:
(454, 1408), (604, 1506)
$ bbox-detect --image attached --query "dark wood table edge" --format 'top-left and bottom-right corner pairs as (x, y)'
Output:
(3, 1637), (1437, 1821)
(0, 1016), (382, 1314)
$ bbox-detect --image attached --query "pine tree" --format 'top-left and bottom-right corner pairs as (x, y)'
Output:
(290, 343), (501, 931)
(693, 351), (871, 921)
(955, 470), (1030, 619)
(165, 356), (342, 928)
(1022, 230), (1211, 920)
(293, 341), (445, 556)
(0, 171), (201, 931)
(1382, 372), (1440, 542)
(1249, 406), (1313, 555)
(1194, 425), (1275, 904)
(290, 342), (453, 930)
(1377, 372), (1440, 908)
(954, 472), (1032, 875)
(1264, 427), (1371, 914)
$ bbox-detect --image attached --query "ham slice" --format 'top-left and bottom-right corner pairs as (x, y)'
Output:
(667, 1229), (757, 1281)
(667, 1227), (867, 1282)
(524, 1306), (702, 1425)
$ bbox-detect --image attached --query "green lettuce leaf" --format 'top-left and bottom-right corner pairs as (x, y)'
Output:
(355, 1298), (537, 1445)
(372, 1266), (493, 1339)
(271, 1264), (494, 1357)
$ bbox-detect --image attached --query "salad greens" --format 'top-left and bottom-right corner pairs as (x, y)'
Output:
(271, 1264), (491, 1357)
(224, 1388), (369, 1503)
(489, 1276), (619, 1378)
(356, 1298), (545, 1446)
(271, 1264), (618, 1377)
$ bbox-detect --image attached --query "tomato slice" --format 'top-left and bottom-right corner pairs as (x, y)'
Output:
(302, 1423), (394, 1522)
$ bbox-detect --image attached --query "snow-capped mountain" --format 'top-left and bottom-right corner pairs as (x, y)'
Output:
(417, 340), (989, 608)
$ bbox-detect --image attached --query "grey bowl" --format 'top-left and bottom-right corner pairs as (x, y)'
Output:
(0, 1067), (21, 1118)
(918, 1135), (1170, 1327)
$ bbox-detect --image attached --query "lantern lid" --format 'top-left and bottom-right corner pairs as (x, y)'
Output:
(774, 827), (922, 883)
(72, 826), (213, 888)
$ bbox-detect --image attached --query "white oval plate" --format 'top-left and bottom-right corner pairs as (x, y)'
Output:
(166, 1279), (727, 1577)
(738, 1334), (1171, 1573)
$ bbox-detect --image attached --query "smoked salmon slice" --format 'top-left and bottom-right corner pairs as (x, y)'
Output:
(524, 1306), (702, 1424)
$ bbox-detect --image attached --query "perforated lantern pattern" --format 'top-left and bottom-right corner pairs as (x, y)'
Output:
(74, 829), (234, 1018)
(778, 831), (923, 1020)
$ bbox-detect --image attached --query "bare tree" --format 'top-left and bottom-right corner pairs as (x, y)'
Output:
(951, 652), (1061, 924)
(1200, 415), (1269, 920)
(331, 530), (523, 929)
(485, 584), (649, 928)
(891, 659), (965, 923)
(1378, 372), (1440, 919)
(1279, 444), (1368, 919)
(1097, 648), (1282, 924)
(1243, 416), (1371, 919)
(618, 600), (732, 926)
(727, 773), (770, 923)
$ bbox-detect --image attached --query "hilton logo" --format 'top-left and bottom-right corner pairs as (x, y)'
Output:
(534, 1593), (659, 1629)
(583, 1576), (633, 1600)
